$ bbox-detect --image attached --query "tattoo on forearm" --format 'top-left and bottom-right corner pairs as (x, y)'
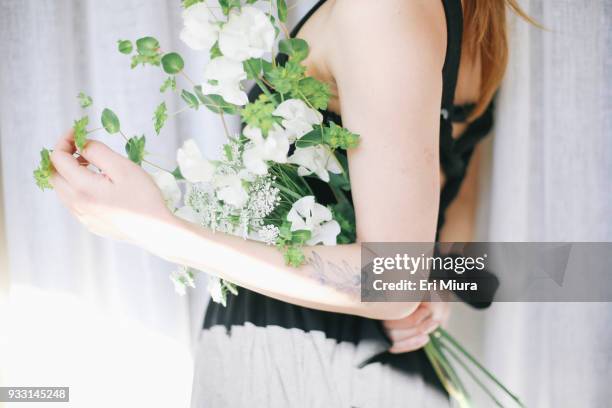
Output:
(306, 251), (361, 297)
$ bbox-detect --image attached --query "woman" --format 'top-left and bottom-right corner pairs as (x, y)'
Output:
(49, 0), (530, 406)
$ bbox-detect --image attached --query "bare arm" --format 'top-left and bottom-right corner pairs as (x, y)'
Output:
(50, 0), (446, 320)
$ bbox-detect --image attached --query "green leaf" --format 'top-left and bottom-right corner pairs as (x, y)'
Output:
(125, 135), (146, 165)
(101, 108), (120, 134)
(136, 36), (160, 57)
(277, 0), (288, 22)
(161, 52), (184, 74)
(181, 89), (199, 109)
(171, 166), (184, 180)
(117, 39), (133, 54)
(218, 0), (241, 15)
(194, 86), (239, 114)
(182, 0), (203, 8)
(324, 121), (360, 149)
(33, 148), (54, 190)
(278, 38), (309, 62)
(240, 94), (277, 133)
(283, 245), (305, 267)
(265, 61), (306, 95)
(73, 116), (89, 150)
(292, 77), (331, 110)
(210, 41), (223, 59)
(77, 92), (93, 108)
(160, 76), (176, 93)
(295, 127), (323, 148)
(130, 53), (161, 68)
(291, 229), (312, 245)
(153, 102), (168, 135)
(243, 58), (263, 80)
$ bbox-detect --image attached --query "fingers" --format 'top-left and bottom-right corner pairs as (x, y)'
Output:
(383, 304), (431, 330)
(54, 130), (76, 155)
(80, 140), (130, 180)
(389, 334), (430, 353)
(387, 317), (439, 353)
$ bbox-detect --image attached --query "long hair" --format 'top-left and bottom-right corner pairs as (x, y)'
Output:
(462, 0), (540, 120)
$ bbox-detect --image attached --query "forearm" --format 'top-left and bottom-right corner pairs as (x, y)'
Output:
(136, 212), (418, 319)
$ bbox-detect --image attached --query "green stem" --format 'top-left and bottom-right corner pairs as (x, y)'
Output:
(255, 77), (274, 100)
(440, 340), (505, 408)
(118, 130), (129, 143)
(438, 328), (525, 407)
(428, 336), (471, 405)
(143, 158), (171, 173)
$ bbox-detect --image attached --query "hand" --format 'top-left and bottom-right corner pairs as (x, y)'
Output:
(382, 302), (450, 353)
(50, 131), (173, 242)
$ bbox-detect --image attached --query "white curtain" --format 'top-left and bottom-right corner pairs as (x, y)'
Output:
(478, 1), (612, 406)
(0, 1), (224, 406)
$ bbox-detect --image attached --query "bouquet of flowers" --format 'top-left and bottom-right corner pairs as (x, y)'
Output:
(32, 1), (523, 406)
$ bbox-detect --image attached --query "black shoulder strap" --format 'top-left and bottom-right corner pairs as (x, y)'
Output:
(440, 0), (464, 114)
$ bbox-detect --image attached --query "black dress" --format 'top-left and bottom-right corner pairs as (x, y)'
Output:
(191, 1), (494, 407)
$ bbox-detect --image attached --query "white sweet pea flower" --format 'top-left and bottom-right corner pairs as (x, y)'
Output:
(242, 125), (290, 175)
(218, 6), (275, 62)
(288, 145), (343, 182)
(214, 173), (249, 208)
(180, 3), (219, 51)
(202, 56), (248, 105)
(151, 170), (181, 210)
(273, 99), (323, 141)
(287, 196), (340, 246)
(177, 139), (215, 183)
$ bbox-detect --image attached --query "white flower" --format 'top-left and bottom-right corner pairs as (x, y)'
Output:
(256, 224), (280, 245)
(242, 125), (290, 175)
(202, 56), (248, 105)
(273, 99), (323, 141)
(214, 173), (248, 208)
(287, 196), (340, 246)
(151, 170), (181, 210)
(207, 276), (225, 305)
(180, 3), (219, 51)
(218, 6), (275, 62)
(288, 145), (343, 182)
(177, 139), (215, 183)
(170, 266), (196, 296)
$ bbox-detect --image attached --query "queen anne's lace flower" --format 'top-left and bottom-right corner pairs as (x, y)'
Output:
(202, 56), (248, 105)
(288, 145), (343, 182)
(180, 3), (219, 51)
(177, 139), (215, 183)
(287, 196), (340, 246)
(218, 6), (275, 62)
(242, 125), (290, 175)
(151, 170), (181, 210)
(273, 99), (323, 141)
(247, 175), (280, 222)
(257, 224), (280, 245)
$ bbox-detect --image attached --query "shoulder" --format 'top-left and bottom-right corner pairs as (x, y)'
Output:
(326, 0), (447, 70)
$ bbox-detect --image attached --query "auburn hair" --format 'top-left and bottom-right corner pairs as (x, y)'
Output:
(462, 0), (539, 121)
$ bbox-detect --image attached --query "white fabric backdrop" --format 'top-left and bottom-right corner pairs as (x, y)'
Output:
(478, 1), (612, 407)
